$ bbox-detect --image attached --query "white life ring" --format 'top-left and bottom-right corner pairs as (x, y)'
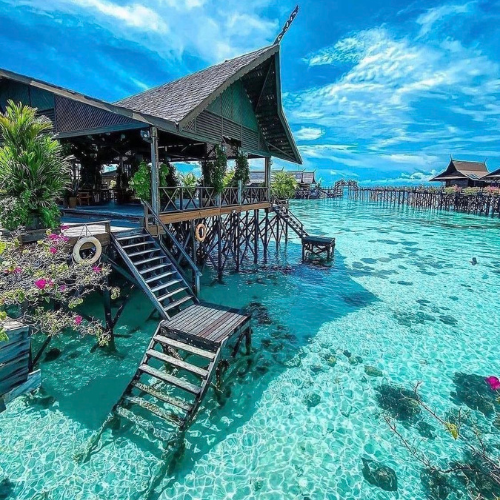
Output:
(195, 223), (207, 243)
(72, 236), (102, 264)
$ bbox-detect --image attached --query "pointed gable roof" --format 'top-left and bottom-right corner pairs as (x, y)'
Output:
(116, 45), (301, 164)
(431, 159), (489, 181)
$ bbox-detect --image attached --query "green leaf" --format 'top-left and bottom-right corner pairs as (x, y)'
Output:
(0, 327), (8, 343)
(445, 422), (459, 439)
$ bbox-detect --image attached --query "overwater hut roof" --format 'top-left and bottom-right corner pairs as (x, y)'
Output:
(249, 169), (316, 185)
(116, 45), (301, 164)
(430, 159), (489, 181)
(0, 44), (301, 164)
(483, 167), (500, 180)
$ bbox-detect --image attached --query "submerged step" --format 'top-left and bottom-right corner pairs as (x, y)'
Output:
(146, 349), (208, 377)
(131, 381), (193, 412)
(124, 396), (183, 426)
(139, 364), (201, 395)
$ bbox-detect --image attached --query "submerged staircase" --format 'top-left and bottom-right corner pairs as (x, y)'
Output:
(111, 228), (197, 320)
(113, 323), (221, 434)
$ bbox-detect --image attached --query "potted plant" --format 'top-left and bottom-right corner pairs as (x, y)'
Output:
(0, 101), (70, 241)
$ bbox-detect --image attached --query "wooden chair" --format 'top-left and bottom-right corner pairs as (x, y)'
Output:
(77, 191), (91, 206)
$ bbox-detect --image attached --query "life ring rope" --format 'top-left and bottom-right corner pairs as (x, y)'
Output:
(72, 236), (102, 265)
(195, 223), (207, 243)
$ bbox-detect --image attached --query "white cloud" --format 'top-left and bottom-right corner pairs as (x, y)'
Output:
(295, 127), (325, 141)
(11, 0), (279, 63)
(417, 2), (475, 37)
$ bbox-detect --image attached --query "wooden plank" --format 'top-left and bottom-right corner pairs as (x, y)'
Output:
(184, 307), (227, 335)
(196, 311), (234, 338)
(3, 370), (41, 405)
(131, 381), (192, 412)
(153, 335), (216, 359)
(139, 364), (201, 395)
(146, 349), (208, 377)
(206, 314), (248, 342)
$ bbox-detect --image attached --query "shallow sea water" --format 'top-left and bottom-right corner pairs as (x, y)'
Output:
(1, 198), (500, 499)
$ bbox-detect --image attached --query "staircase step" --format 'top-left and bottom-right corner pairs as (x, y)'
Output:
(131, 381), (193, 412)
(128, 248), (160, 258)
(122, 241), (154, 250)
(158, 287), (188, 302)
(116, 233), (145, 242)
(124, 396), (183, 426)
(134, 256), (166, 266)
(145, 271), (176, 284)
(151, 279), (182, 293)
(163, 295), (193, 312)
(146, 349), (208, 377)
(153, 335), (216, 360)
(115, 406), (172, 440)
(139, 364), (201, 395)
(140, 263), (172, 275)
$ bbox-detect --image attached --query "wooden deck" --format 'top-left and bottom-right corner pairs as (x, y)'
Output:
(162, 304), (250, 348)
(62, 221), (135, 247)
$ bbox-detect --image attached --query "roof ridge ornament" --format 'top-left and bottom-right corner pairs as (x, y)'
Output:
(274, 5), (299, 45)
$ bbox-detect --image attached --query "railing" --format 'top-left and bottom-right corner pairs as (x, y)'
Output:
(159, 185), (271, 213)
(142, 201), (202, 293)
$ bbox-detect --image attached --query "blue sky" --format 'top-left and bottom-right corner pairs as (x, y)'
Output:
(1, 0), (500, 184)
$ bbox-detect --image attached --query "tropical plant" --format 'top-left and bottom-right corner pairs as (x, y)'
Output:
(223, 169), (235, 188)
(201, 145), (227, 195)
(0, 101), (70, 230)
(233, 150), (250, 186)
(0, 228), (118, 345)
(271, 171), (298, 200)
(129, 161), (180, 201)
(181, 172), (198, 196)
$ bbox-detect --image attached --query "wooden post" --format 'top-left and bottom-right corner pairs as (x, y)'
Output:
(150, 126), (160, 214)
(264, 157), (272, 191)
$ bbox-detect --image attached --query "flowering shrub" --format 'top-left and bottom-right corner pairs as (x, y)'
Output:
(0, 227), (119, 344)
(484, 186), (500, 196)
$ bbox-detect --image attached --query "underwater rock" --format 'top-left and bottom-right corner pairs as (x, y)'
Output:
(349, 356), (363, 366)
(245, 302), (273, 325)
(420, 468), (451, 499)
(361, 458), (398, 491)
(397, 281), (413, 286)
(452, 372), (499, 416)
(43, 348), (61, 362)
(416, 421), (436, 440)
(0, 477), (15, 499)
(284, 355), (302, 368)
(311, 365), (325, 374)
(375, 384), (421, 422)
(343, 350), (352, 358)
(326, 356), (337, 367)
(364, 366), (383, 377)
(439, 315), (458, 326)
(303, 392), (321, 409)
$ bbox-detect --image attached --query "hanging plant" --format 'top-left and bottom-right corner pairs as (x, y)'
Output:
(129, 161), (179, 202)
(201, 145), (227, 195)
(233, 149), (250, 186)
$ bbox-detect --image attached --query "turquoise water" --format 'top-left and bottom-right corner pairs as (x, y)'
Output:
(1, 198), (500, 499)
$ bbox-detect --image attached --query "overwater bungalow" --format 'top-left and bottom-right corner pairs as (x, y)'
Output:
(483, 167), (500, 185)
(0, 31), (334, 452)
(430, 158), (489, 187)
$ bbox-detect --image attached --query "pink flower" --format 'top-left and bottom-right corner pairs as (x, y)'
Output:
(60, 225), (70, 230)
(74, 315), (83, 326)
(13, 267), (22, 274)
(34, 279), (48, 290)
(49, 247), (57, 254)
(62, 236), (70, 243)
(486, 376), (500, 391)
(92, 266), (101, 273)
(48, 233), (59, 241)
(59, 285), (67, 292)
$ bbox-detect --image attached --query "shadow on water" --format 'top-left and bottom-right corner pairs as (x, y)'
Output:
(151, 246), (379, 496)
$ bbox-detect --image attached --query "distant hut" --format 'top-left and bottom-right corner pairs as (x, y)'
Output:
(483, 167), (500, 185)
(430, 159), (489, 187)
(249, 169), (316, 188)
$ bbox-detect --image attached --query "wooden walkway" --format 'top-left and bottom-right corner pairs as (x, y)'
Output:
(163, 304), (250, 348)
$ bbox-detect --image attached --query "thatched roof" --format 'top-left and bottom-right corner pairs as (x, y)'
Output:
(430, 159), (489, 181)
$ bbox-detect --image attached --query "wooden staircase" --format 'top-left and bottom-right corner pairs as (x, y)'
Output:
(114, 323), (221, 431)
(272, 203), (309, 239)
(111, 229), (198, 320)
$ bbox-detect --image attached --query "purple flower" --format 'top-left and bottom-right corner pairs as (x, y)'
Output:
(48, 234), (59, 241)
(13, 267), (22, 274)
(92, 266), (102, 273)
(59, 285), (67, 292)
(34, 279), (48, 290)
(49, 247), (57, 254)
(74, 315), (83, 326)
(60, 224), (70, 230)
